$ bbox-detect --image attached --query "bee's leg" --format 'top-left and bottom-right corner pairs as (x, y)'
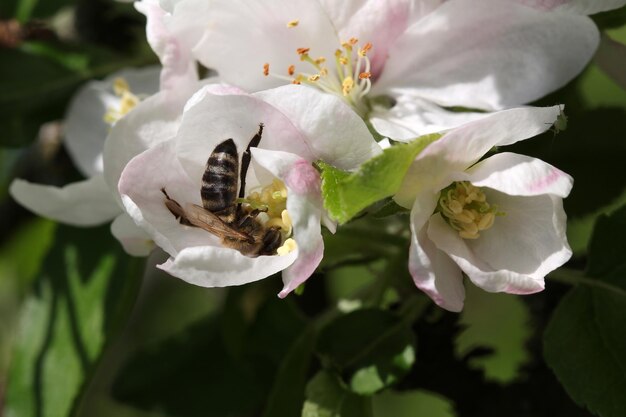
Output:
(161, 188), (194, 226)
(236, 207), (268, 228)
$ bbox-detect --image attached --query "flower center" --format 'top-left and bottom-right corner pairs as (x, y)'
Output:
(239, 179), (296, 255)
(263, 34), (373, 116)
(437, 182), (502, 240)
(103, 77), (140, 125)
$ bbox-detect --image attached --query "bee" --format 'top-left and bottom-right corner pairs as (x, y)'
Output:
(161, 123), (283, 257)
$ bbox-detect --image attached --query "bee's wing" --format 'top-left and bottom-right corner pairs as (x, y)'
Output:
(184, 204), (252, 242)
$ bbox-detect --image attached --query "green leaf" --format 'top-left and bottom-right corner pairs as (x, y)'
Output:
(319, 133), (441, 224)
(372, 389), (456, 417)
(543, 274), (626, 417)
(261, 326), (317, 417)
(317, 309), (416, 396)
(544, 206), (626, 417)
(0, 46), (153, 148)
(586, 204), (626, 277)
(302, 371), (372, 417)
(455, 283), (531, 384)
(4, 224), (143, 417)
(113, 292), (306, 417)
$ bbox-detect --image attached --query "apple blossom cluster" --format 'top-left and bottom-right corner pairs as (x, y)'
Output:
(10, 0), (626, 311)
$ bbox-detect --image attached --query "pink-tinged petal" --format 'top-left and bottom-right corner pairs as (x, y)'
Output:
(318, 0), (415, 79)
(394, 106), (560, 207)
(373, 0), (598, 110)
(165, 0), (214, 54)
(135, 0), (198, 97)
(158, 245), (297, 288)
(119, 140), (217, 257)
(175, 91), (314, 183)
(254, 85), (381, 170)
(194, 0), (340, 92)
(408, 192), (465, 312)
(103, 83), (197, 203)
(64, 66), (160, 177)
(9, 175), (120, 226)
(369, 94), (490, 140)
(464, 152), (573, 197)
(110, 213), (155, 256)
(251, 148), (325, 296)
(427, 191), (572, 295)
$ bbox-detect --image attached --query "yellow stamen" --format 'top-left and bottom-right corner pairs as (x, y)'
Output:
(263, 63), (270, 76)
(342, 76), (354, 96)
(287, 19), (299, 28)
(277, 238), (297, 256)
(288, 65), (295, 76)
(308, 74), (320, 82)
(103, 77), (140, 125)
(438, 181), (502, 240)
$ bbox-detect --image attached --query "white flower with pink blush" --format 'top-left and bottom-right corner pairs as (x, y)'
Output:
(9, 67), (160, 256)
(182, 0), (599, 139)
(117, 84), (381, 296)
(394, 106), (573, 312)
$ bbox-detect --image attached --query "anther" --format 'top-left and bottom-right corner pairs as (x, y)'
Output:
(263, 63), (270, 76)
(358, 72), (371, 79)
(288, 65), (295, 76)
(287, 19), (299, 28)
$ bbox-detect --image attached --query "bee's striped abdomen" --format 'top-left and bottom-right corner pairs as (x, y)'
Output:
(201, 139), (239, 221)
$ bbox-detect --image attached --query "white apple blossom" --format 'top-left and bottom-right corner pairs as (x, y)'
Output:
(394, 106), (573, 312)
(175, 0), (599, 139)
(9, 67), (160, 256)
(117, 84), (381, 296)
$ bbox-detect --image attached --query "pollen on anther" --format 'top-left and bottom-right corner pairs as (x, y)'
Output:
(263, 63), (270, 76)
(308, 74), (320, 82)
(358, 72), (371, 79)
(315, 57), (326, 65)
(296, 47), (310, 56)
(287, 19), (299, 28)
(287, 65), (295, 76)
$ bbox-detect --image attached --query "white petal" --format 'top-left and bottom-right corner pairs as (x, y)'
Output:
(369, 94), (490, 140)
(373, 0), (598, 110)
(464, 152), (573, 197)
(516, 0), (626, 14)
(427, 191), (572, 295)
(135, 0), (198, 96)
(103, 87), (191, 204)
(175, 91), (313, 183)
(555, 0), (626, 14)
(158, 245), (297, 287)
(64, 66), (160, 177)
(408, 192), (465, 312)
(254, 85), (381, 170)
(118, 140), (214, 257)
(194, 0), (340, 91)
(394, 106), (561, 207)
(251, 148), (325, 296)
(110, 213), (155, 256)
(318, 0), (425, 79)
(9, 175), (120, 226)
